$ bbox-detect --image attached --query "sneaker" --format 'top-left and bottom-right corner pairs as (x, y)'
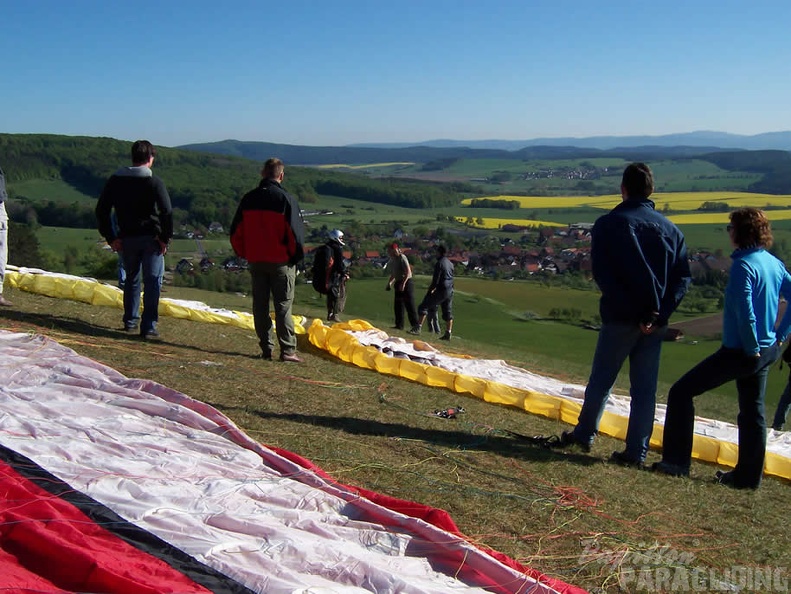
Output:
(408, 326), (421, 335)
(549, 430), (592, 453)
(650, 460), (689, 478)
(122, 325), (139, 334)
(280, 352), (303, 363)
(0, 295), (12, 307)
(609, 450), (645, 470)
(439, 332), (452, 340)
(141, 329), (161, 340)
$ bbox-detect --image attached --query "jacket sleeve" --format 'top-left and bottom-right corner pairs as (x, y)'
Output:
(229, 196), (247, 259)
(657, 234), (692, 326)
(775, 267), (791, 343)
(95, 178), (115, 243)
(591, 217), (619, 296)
(154, 178), (173, 243)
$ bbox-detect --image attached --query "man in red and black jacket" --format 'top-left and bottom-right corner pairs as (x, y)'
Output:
(230, 158), (305, 362)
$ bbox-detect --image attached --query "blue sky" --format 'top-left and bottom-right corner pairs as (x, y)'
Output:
(1, 0), (789, 147)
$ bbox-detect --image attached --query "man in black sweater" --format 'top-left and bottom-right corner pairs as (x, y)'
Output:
(96, 140), (173, 339)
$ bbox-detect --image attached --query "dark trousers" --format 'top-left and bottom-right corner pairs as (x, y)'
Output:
(661, 343), (780, 488)
(393, 278), (419, 329)
(249, 263), (296, 356)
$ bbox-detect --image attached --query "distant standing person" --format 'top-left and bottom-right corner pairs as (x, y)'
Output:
(96, 140), (172, 339)
(410, 244), (454, 340)
(554, 163), (691, 468)
(230, 158), (305, 363)
(654, 208), (791, 489)
(326, 229), (349, 322)
(771, 346), (791, 431)
(0, 165), (10, 306)
(385, 242), (419, 332)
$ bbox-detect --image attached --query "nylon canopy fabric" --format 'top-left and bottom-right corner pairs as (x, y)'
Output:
(308, 319), (791, 481)
(0, 330), (582, 594)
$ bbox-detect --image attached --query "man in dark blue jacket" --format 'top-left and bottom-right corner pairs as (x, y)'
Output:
(96, 140), (172, 339)
(556, 163), (691, 467)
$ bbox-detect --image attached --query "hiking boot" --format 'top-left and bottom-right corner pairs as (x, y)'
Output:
(609, 450), (645, 470)
(141, 329), (161, 340)
(650, 460), (689, 478)
(439, 332), (452, 340)
(260, 352), (273, 361)
(550, 430), (592, 453)
(408, 325), (421, 335)
(280, 352), (303, 363)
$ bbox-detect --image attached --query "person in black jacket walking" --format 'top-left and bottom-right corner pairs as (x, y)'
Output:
(553, 163), (691, 468)
(96, 140), (172, 339)
(410, 244), (454, 340)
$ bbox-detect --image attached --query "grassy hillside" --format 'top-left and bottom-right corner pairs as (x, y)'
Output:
(1, 281), (788, 593)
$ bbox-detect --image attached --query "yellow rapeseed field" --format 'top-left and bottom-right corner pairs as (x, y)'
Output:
(463, 192), (791, 212)
(460, 192), (791, 228)
(455, 217), (566, 229)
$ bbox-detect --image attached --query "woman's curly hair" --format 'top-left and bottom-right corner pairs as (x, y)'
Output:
(729, 207), (773, 249)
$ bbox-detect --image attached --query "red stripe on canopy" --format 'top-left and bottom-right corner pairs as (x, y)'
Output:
(0, 461), (213, 594)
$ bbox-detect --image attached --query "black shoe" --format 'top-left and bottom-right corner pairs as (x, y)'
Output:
(391, 326), (403, 330)
(550, 430), (592, 453)
(715, 469), (759, 490)
(651, 461), (689, 478)
(439, 332), (451, 340)
(123, 325), (139, 334)
(408, 326), (421, 335)
(609, 450), (645, 470)
(260, 352), (273, 361)
(141, 329), (161, 340)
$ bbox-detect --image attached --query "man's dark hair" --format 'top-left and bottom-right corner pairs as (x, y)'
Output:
(131, 140), (156, 165)
(262, 158), (285, 179)
(621, 162), (654, 198)
(436, 244), (447, 256)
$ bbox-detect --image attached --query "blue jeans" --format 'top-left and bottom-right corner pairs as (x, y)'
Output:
(573, 322), (666, 461)
(660, 344), (780, 488)
(121, 236), (164, 334)
(772, 371), (791, 430)
(249, 262), (296, 356)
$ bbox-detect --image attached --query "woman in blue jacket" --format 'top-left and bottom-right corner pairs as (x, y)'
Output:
(654, 208), (791, 488)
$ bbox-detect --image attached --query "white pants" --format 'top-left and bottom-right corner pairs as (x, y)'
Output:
(0, 202), (7, 295)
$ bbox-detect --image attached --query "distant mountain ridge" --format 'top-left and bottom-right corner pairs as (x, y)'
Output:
(179, 131), (791, 167)
(348, 131), (791, 151)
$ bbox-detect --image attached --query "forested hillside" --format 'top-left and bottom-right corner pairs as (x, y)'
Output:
(182, 139), (791, 194)
(0, 134), (476, 230)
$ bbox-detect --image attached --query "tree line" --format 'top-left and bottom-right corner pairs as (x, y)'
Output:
(0, 133), (479, 231)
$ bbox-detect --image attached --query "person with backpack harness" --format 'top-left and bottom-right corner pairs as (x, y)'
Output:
(319, 229), (349, 322)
